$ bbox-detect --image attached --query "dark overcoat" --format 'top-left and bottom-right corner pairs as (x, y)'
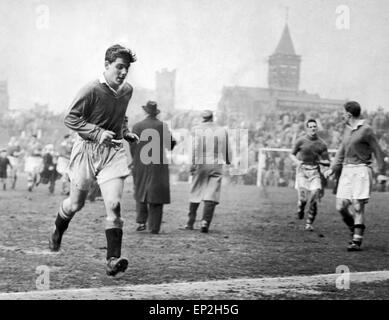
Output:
(130, 116), (176, 204)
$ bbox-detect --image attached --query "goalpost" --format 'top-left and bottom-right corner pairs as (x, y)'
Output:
(256, 147), (338, 187)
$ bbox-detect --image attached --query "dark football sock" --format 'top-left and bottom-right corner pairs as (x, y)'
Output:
(105, 228), (123, 260)
(55, 214), (70, 234)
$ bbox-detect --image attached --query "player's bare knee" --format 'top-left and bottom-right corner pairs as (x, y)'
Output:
(107, 200), (121, 215)
(352, 201), (362, 213)
(69, 201), (85, 213)
(336, 199), (347, 212)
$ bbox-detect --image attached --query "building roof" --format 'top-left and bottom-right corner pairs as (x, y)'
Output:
(221, 86), (271, 101)
(220, 86), (344, 106)
(274, 24), (296, 55)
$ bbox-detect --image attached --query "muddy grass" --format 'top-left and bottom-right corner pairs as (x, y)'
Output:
(0, 175), (388, 299)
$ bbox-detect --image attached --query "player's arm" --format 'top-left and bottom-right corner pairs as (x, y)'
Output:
(366, 128), (387, 179)
(318, 145), (330, 167)
(64, 86), (106, 143)
(128, 123), (140, 159)
(325, 142), (345, 178)
(289, 154), (301, 166)
(289, 139), (302, 166)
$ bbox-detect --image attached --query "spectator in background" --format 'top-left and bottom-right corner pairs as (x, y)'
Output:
(40, 144), (61, 194)
(372, 106), (388, 138)
(130, 101), (177, 234)
(185, 110), (231, 233)
(0, 148), (12, 191)
(7, 136), (23, 189)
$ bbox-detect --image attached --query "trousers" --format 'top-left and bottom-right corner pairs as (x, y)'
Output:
(136, 201), (164, 233)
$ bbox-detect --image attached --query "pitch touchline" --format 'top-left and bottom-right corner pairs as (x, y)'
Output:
(0, 270), (388, 300)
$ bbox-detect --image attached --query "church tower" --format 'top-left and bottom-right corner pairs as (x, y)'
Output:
(268, 23), (301, 91)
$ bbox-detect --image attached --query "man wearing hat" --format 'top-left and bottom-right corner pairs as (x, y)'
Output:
(185, 110), (231, 232)
(129, 101), (177, 234)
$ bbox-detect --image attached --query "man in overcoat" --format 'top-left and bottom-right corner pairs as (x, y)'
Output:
(130, 101), (177, 234)
(185, 110), (231, 233)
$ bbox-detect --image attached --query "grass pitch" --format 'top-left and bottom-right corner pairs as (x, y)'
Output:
(0, 176), (388, 299)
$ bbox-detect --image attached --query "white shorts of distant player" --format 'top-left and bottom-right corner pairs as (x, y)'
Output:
(295, 164), (322, 191)
(336, 164), (372, 202)
(24, 156), (44, 174)
(56, 156), (69, 176)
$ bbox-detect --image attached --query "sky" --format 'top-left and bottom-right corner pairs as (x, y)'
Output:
(0, 0), (389, 113)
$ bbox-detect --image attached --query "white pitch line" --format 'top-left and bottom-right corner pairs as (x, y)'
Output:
(0, 270), (388, 300)
(0, 245), (59, 255)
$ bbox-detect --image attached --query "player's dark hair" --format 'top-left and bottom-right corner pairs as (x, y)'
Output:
(105, 44), (137, 64)
(344, 101), (361, 117)
(306, 119), (317, 127)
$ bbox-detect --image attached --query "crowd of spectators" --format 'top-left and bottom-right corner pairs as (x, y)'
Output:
(0, 104), (68, 150)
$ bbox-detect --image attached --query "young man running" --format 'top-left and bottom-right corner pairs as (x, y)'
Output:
(49, 44), (139, 276)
